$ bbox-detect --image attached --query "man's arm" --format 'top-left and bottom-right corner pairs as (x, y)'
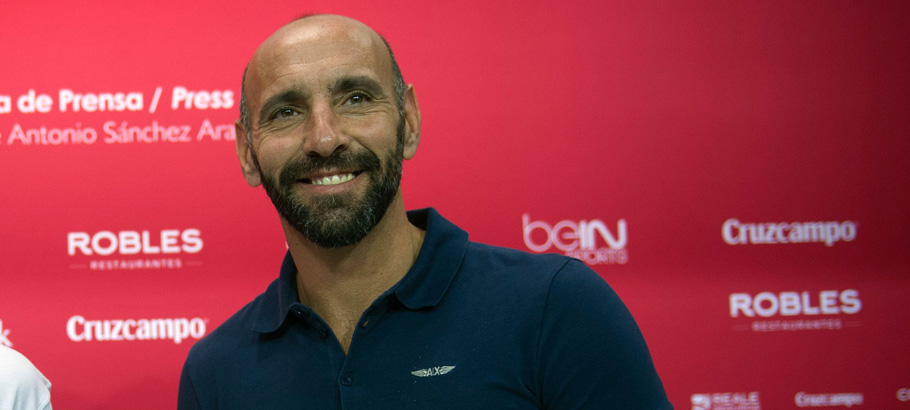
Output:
(177, 354), (203, 410)
(537, 260), (673, 409)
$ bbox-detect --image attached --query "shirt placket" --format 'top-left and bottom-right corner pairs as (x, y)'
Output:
(337, 296), (393, 410)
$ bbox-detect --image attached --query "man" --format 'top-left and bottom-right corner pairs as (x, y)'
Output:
(178, 14), (672, 409)
(0, 345), (53, 410)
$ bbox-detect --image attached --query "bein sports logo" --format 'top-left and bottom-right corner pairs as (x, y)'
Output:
(692, 392), (761, 410)
(522, 214), (627, 265)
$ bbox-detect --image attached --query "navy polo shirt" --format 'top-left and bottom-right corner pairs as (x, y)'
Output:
(178, 208), (672, 410)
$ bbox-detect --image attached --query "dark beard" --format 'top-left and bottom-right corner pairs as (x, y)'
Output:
(258, 124), (404, 248)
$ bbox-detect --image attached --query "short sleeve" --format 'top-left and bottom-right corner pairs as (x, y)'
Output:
(537, 260), (673, 410)
(0, 346), (53, 410)
(177, 351), (204, 410)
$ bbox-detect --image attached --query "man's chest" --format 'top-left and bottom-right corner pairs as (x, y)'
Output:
(212, 309), (541, 410)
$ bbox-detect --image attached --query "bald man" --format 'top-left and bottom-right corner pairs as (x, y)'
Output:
(178, 15), (672, 410)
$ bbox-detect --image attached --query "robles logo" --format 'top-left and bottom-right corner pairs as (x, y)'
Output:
(522, 214), (628, 265)
(66, 315), (206, 344)
(67, 229), (203, 270)
(730, 290), (862, 332)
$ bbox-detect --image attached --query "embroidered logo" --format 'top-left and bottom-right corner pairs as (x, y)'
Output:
(411, 366), (456, 377)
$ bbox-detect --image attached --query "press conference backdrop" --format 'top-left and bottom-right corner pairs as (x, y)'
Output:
(1, 1), (908, 409)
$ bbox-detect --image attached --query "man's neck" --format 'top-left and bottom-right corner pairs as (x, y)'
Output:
(281, 198), (425, 352)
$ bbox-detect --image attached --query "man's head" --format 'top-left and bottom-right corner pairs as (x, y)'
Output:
(235, 15), (421, 248)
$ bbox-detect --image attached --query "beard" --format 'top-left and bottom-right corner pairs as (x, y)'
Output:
(257, 121), (405, 248)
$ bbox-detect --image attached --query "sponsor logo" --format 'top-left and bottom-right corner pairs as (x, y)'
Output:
(522, 214), (628, 265)
(0, 319), (12, 347)
(730, 290), (862, 332)
(66, 315), (206, 344)
(898, 388), (910, 402)
(691, 392), (761, 410)
(730, 290), (862, 317)
(722, 219), (857, 247)
(67, 229), (203, 271)
(795, 392), (864, 408)
(411, 366), (456, 377)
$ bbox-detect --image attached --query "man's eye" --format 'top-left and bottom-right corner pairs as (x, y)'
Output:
(345, 93), (371, 105)
(276, 108), (299, 118)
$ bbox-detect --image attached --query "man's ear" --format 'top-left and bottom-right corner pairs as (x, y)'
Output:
(401, 84), (421, 160)
(235, 120), (262, 187)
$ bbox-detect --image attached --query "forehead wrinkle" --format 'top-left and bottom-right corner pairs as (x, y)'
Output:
(245, 15), (397, 123)
(256, 16), (382, 68)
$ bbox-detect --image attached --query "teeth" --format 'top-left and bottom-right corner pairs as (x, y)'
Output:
(311, 173), (354, 186)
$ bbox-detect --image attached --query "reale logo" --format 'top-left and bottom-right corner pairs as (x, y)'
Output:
(692, 394), (712, 410)
(522, 214), (628, 265)
(691, 392), (761, 410)
(0, 319), (11, 347)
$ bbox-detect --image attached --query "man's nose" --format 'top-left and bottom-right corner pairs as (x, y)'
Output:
(302, 103), (350, 157)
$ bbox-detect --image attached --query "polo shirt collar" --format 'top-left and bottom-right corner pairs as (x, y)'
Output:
(251, 208), (468, 334)
(394, 208), (468, 310)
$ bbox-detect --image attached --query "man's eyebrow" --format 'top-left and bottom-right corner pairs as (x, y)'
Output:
(258, 89), (307, 124)
(332, 76), (386, 97)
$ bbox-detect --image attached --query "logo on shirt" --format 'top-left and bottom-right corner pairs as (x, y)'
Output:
(411, 366), (456, 377)
(795, 392), (864, 408)
(0, 319), (12, 347)
(522, 213), (628, 265)
(691, 392), (761, 410)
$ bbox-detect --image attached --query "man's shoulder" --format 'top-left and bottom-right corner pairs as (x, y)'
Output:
(183, 286), (271, 367)
(458, 241), (602, 295)
(463, 240), (588, 277)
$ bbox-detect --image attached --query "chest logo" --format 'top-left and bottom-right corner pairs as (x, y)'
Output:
(411, 366), (456, 377)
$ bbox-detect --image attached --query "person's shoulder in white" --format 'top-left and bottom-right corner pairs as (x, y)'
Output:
(0, 345), (52, 410)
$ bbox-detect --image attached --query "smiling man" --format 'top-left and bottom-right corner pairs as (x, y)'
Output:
(178, 14), (672, 410)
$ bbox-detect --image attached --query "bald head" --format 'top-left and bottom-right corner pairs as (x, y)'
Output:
(238, 14), (405, 139)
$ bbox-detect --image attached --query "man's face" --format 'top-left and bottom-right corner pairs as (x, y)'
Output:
(256, 120), (404, 248)
(240, 16), (414, 248)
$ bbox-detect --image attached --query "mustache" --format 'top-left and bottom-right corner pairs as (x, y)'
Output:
(278, 150), (382, 187)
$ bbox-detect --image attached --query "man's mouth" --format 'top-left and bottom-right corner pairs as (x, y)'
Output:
(304, 171), (361, 186)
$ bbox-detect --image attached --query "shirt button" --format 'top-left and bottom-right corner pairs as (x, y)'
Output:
(341, 375), (353, 386)
(361, 318), (370, 329)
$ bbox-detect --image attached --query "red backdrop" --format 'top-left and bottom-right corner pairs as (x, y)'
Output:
(1, 1), (908, 409)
